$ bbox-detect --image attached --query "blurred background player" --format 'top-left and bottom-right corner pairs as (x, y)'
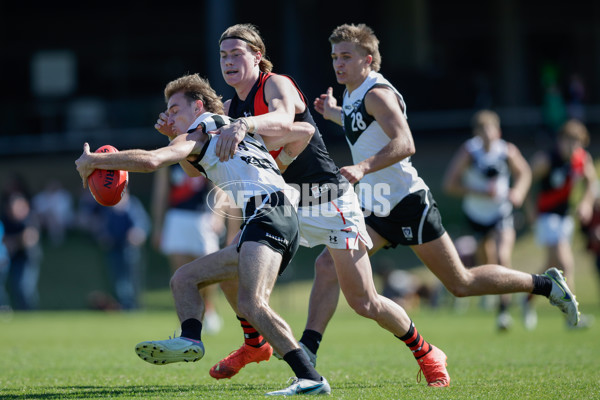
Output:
(443, 110), (531, 330)
(524, 119), (597, 329)
(152, 165), (224, 333)
(78, 188), (151, 310)
(0, 175), (42, 311)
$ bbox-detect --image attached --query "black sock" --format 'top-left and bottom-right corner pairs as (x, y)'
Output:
(299, 329), (322, 355)
(531, 274), (553, 297)
(181, 318), (202, 341)
(283, 348), (321, 381)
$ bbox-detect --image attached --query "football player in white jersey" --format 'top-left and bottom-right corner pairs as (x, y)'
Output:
(443, 110), (531, 330)
(312, 23), (580, 369)
(75, 73), (331, 396)
(212, 23), (450, 389)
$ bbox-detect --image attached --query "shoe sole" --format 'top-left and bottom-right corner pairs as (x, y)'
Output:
(135, 341), (204, 365)
(545, 268), (580, 326)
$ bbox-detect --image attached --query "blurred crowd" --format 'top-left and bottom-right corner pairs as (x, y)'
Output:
(1, 71), (599, 332)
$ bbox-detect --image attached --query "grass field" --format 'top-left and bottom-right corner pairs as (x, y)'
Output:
(2, 227), (600, 399)
(1, 278), (600, 399)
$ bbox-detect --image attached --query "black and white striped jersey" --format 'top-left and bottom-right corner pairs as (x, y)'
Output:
(186, 113), (296, 210)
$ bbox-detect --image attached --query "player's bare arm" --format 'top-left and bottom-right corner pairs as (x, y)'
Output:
(340, 87), (415, 184)
(215, 75), (302, 161)
(577, 151), (598, 224)
(75, 134), (202, 187)
(442, 144), (474, 198)
(313, 87), (343, 125)
(506, 142), (532, 208)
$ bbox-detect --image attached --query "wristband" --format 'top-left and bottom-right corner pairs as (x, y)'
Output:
(278, 150), (297, 166)
(240, 117), (256, 133)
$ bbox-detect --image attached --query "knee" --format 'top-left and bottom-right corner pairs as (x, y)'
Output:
(314, 251), (338, 283)
(236, 292), (264, 321)
(170, 267), (195, 293)
(169, 269), (185, 292)
(444, 275), (473, 298)
(346, 296), (378, 319)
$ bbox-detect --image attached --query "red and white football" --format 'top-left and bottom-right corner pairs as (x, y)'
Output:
(87, 144), (129, 207)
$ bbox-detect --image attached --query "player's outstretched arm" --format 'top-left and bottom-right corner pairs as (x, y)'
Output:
(75, 136), (199, 187)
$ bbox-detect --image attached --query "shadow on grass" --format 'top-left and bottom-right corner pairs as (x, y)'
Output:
(1, 383), (275, 399)
(2, 381), (387, 399)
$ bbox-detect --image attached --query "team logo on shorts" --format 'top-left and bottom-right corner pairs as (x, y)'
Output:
(402, 227), (413, 240)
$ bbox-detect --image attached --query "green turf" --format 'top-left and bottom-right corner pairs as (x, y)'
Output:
(1, 283), (599, 399)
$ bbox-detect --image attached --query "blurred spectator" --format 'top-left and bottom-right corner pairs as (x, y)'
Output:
(32, 179), (74, 246)
(0, 220), (10, 310)
(151, 165), (224, 333)
(378, 261), (431, 312)
(1, 178), (42, 310)
(540, 63), (568, 136)
(525, 119), (597, 329)
(80, 189), (150, 310)
(567, 73), (586, 122)
(443, 110), (531, 330)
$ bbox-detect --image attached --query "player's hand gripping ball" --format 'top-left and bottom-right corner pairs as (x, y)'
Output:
(87, 145), (129, 206)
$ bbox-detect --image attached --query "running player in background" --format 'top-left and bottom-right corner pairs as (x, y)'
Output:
(312, 23), (580, 351)
(443, 110), (531, 330)
(523, 119), (597, 329)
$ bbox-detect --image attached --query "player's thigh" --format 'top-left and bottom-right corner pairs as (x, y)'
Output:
(175, 244), (239, 284)
(328, 244), (378, 301)
(411, 232), (468, 285)
(365, 224), (391, 256)
(237, 241), (282, 301)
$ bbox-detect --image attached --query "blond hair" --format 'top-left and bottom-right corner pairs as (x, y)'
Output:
(329, 23), (382, 72)
(164, 74), (224, 114)
(471, 110), (500, 130)
(559, 119), (590, 147)
(219, 24), (273, 73)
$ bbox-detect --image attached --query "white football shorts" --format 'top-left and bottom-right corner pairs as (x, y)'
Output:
(535, 213), (574, 246)
(160, 208), (220, 257)
(297, 187), (372, 250)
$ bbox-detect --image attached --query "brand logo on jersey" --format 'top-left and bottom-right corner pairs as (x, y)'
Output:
(240, 155), (281, 175)
(329, 235), (338, 244)
(243, 111), (252, 117)
(311, 184), (330, 199)
(402, 227), (413, 240)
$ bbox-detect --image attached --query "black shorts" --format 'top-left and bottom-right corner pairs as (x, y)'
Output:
(239, 191), (300, 274)
(364, 189), (445, 248)
(465, 212), (514, 238)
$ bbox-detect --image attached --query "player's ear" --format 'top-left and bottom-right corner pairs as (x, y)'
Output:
(366, 54), (373, 66)
(194, 99), (205, 115)
(254, 51), (262, 67)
